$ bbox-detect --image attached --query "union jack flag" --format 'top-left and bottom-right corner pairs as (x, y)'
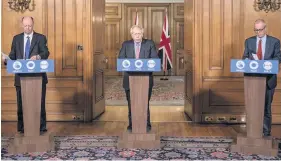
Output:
(158, 9), (172, 71)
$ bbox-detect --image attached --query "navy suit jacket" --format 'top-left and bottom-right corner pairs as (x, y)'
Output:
(6, 32), (50, 86)
(242, 35), (281, 89)
(118, 39), (159, 90)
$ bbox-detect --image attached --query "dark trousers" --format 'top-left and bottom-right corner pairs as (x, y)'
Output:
(16, 83), (47, 132)
(125, 88), (152, 126)
(263, 86), (275, 135)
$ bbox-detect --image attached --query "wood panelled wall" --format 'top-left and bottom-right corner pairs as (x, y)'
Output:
(1, 0), (105, 122)
(104, 3), (185, 76)
(188, 0), (281, 123)
(3, 0), (281, 124)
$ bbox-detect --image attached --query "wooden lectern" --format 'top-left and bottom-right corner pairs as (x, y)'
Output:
(117, 74), (161, 149)
(7, 75), (55, 153)
(231, 76), (278, 156)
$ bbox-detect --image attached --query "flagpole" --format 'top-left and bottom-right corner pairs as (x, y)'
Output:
(135, 8), (138, 25)
(160, 72), (169, 80)
(160, 57), (169, 80)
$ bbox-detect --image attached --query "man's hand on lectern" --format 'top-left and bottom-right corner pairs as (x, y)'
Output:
(30, 55), (37, 60)
(2, 55), (6, 62)
(1, 52), (10, 64)
(30, 55), (41, 60)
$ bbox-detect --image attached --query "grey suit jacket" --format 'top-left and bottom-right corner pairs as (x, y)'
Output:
(118, 39), (159, 90)
(6, 32), (50, 86)
(242, 35), (281, 89)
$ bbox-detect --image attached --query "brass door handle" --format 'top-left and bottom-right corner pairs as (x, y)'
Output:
(181, 58), (184, 64)
(102, 58), (108, 63)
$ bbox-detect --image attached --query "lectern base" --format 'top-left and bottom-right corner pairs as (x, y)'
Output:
(8, 133), (55, 154)
(231, 134), (278, 156)
(117, 131), (161, 149)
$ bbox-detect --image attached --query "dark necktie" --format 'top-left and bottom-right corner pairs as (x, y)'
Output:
(25, 36), (30, 59)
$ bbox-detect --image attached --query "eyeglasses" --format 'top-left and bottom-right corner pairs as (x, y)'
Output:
(132, 33), (142, 36)
(254, 27), (265, 32)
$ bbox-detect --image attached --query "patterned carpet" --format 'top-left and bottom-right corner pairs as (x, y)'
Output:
(2, 136), (281, 160)
(105, 76), (184, 106)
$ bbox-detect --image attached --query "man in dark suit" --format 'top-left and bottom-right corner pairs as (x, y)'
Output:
(242, 19), (281, 136)
(2, 16), (49, 133)
(118, 25), (159, 131)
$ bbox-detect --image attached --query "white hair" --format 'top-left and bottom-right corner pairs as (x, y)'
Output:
(130, 25), (144, 34)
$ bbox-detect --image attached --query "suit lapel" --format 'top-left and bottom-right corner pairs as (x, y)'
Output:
(20, 33), (24, 59)
(130, 40), (135, 58)
(29, 32), (37, 55)
(264, 36), (270, 59)
(139, 39), (145, 58)
(252, 37), (257, 54)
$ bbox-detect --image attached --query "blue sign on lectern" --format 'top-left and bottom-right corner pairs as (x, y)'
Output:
(7, 60), (54, 73)
(230, 59), (279, 74)
(117, 59), (161, 72)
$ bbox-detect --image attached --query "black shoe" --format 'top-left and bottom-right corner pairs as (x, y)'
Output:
(147, 124), (151, 132)
(127, 125), (132, 131)
(40, 128), (47, 132)
(263, 133), (271, 137)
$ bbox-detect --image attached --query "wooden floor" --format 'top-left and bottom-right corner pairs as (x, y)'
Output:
(2, 106), (281, 138)
(96, 106), (191, 122)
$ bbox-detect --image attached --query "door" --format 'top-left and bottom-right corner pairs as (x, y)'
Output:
(104, 20), (121, 76)
(92, 0), (106, 119)
(1, 0), (86, 121)
(184, 0), (194, 120)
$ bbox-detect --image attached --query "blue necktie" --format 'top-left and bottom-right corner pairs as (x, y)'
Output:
(25, 36), (30, 59)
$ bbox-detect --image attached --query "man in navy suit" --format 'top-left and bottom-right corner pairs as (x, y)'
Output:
(242, 19), (281, 136)
(118, 25), (159, 131)
(2, 16), (49, 133)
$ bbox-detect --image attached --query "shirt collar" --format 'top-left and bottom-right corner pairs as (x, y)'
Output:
(257, 34), (267, 40)
(24, 31), (34, 38)
(134, 40), (142, 44)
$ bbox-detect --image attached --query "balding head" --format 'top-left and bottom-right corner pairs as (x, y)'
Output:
(254, 19), (267, 38)
(255, 19), (266, 26)
(22, 16), (34, 35)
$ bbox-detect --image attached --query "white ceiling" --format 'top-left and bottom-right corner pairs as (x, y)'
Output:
(106, 0), (184, 3)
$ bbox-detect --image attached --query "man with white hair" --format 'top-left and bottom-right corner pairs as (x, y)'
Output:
(242, 19), (281, 136)
(118, 25), (159, 131)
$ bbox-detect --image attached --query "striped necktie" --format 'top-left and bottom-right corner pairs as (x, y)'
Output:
(135, 42), (140, 59)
